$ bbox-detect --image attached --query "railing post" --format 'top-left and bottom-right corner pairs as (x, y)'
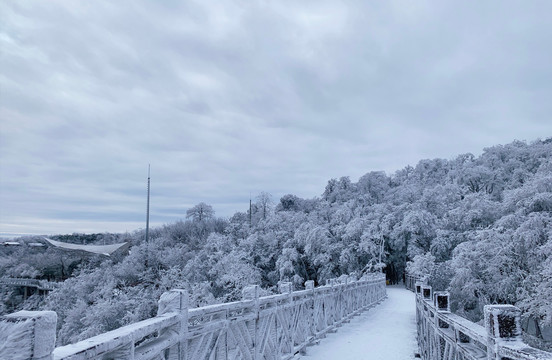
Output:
(279, 281), (292, 295)
(434, 292), (450, 313)
(377, 274), (382, 300)
(338, 274), (348, 285)
(484, 305), (522, 360)
(305, 280), (315, 342)
(415, 281), (422, 296)
(327, 279), (335, 327)
(381, 274), (386, 300)
(334, 278), (342, 323)
(0, 310), (57, 360)
(157, 289), (188, 360)
(243, 284), (260, 360)
(279, 282), (293, 354)
(346, 275), (355, 313)
(368, 276), (373, 306)
(422, 285), (432, 302)
(365, 275), (373, 304)
(336, 278), (343, 322)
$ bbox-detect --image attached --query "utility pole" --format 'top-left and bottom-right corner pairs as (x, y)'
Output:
(145, 165), (151, 244)
(249, 193), (252, 228)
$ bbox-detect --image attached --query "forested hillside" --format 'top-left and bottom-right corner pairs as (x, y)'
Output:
(1, 138), (551, 346)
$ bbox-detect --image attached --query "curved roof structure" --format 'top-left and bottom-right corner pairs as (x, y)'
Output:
(42, 237), (129, 256)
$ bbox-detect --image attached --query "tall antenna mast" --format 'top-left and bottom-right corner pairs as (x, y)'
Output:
(249, 193), (252, 228)
(145, 164), (151, 244)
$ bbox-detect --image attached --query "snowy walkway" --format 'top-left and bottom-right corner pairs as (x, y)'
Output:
(300, 286), (418, 360)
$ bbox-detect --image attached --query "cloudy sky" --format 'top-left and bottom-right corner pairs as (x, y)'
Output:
(1, 1), (551, 237)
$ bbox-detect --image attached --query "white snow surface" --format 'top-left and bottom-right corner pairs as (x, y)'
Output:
(300, 285), (418, 360)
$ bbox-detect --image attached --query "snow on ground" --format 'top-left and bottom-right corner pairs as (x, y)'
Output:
(300, 285), (418, 360)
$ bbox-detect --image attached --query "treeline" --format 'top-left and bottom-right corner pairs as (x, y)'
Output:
(1, 138), (550, 347)
(50, 232), (126, 245)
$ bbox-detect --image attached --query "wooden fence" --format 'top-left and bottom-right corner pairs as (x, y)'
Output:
(1, 273), (386, 360)
(413, 281), (552, 360)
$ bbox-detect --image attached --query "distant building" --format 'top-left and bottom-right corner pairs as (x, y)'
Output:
(28, 242), (45, 247)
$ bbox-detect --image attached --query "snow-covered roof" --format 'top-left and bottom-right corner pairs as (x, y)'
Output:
(1, 241), (20, 246)
(28, 242), (45, 247)
(42, 238), (130, 256)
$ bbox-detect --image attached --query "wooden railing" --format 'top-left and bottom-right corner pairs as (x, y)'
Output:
(414, 282), (552, 360)
(0, 273), (386, 360)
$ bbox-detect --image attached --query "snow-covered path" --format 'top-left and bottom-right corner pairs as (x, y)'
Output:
(300, 286), (418, 360)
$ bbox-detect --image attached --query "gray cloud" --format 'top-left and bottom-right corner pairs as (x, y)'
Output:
(1, 0), (551, 235)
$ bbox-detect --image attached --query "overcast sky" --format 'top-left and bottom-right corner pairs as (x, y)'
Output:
(1, 1), (551, 237)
